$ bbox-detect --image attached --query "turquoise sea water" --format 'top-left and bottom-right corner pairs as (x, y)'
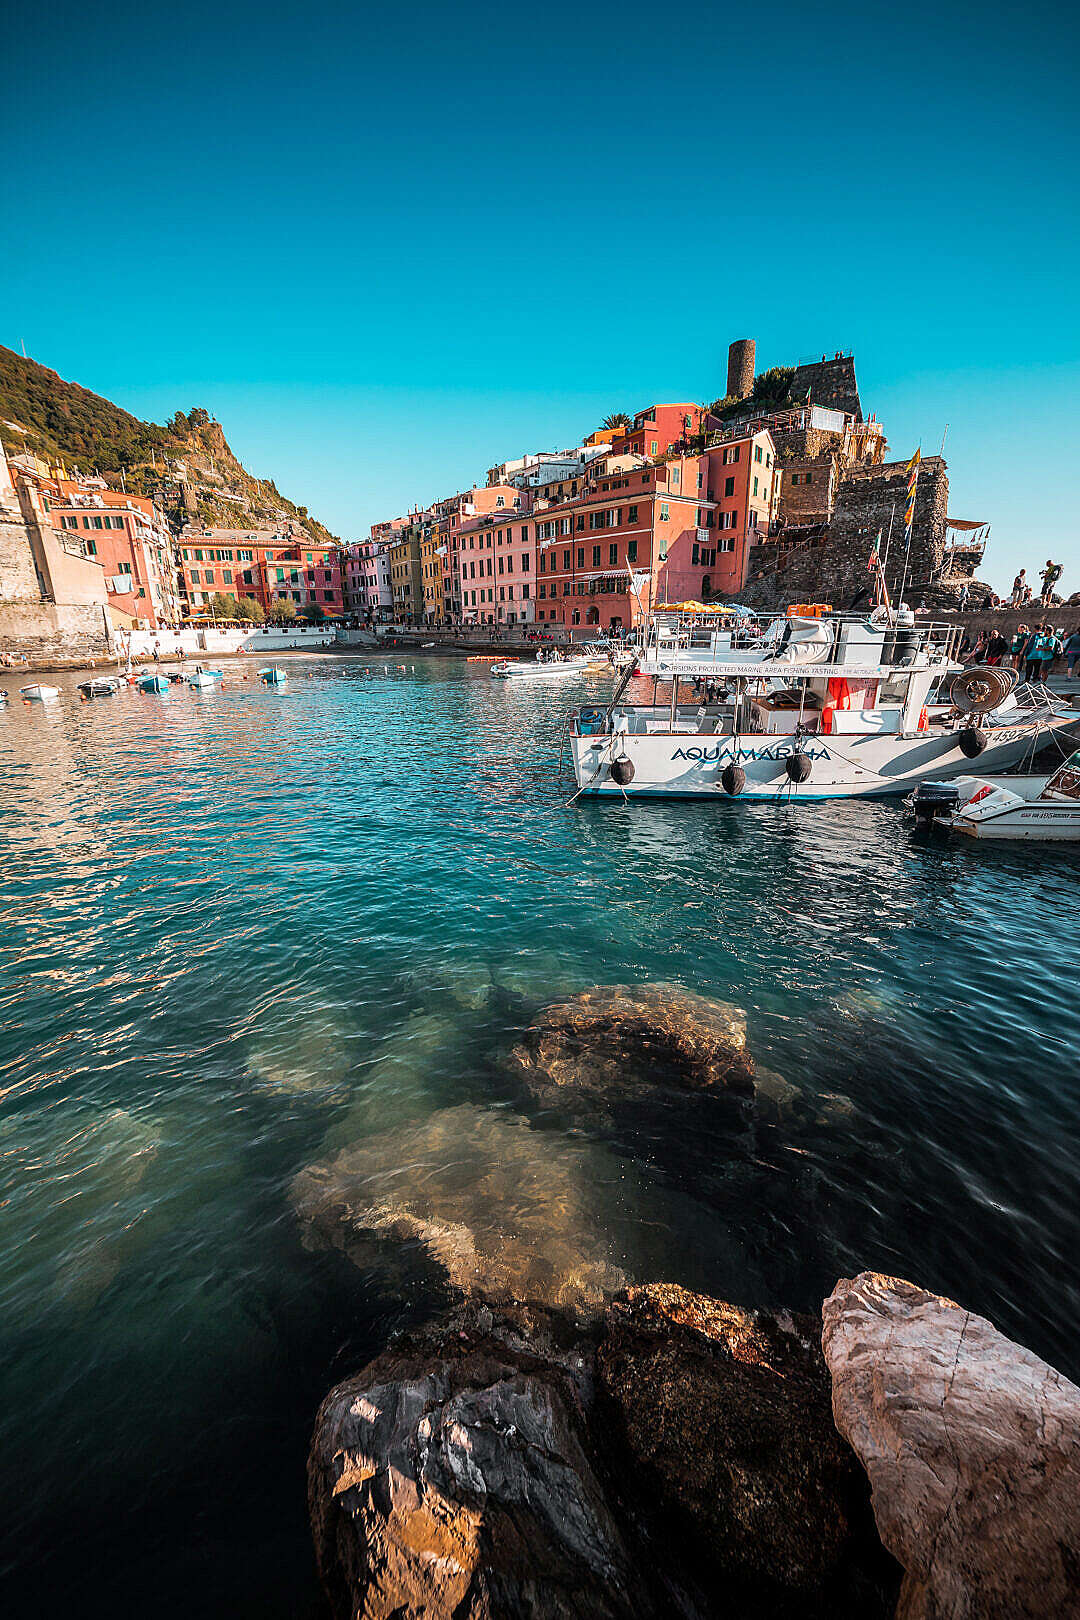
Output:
(1, 654), (1077, 1616)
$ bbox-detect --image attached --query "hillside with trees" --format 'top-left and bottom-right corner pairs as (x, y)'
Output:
(0, 345), (336, 543)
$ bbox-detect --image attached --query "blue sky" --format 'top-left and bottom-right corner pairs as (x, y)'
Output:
(5, 0), (1078, 589)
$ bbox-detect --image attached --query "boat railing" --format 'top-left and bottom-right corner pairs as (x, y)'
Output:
(645, 615), (962, 664)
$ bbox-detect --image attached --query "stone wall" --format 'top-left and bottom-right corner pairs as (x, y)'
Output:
(831, 457), (949, 587)
(777, 456), (835, 526)
(0, 508), (44, 601)
(740, 459), (949, 611)
(0, 600), (114, 660)
(785, 356), (862, 419)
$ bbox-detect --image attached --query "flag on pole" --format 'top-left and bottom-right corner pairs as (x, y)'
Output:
(904, 448), (921, 538)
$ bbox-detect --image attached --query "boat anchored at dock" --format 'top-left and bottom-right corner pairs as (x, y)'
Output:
(566, 609), (1079, 801)
(491, 651), (590, 679)
(910, 751), (1080, 841)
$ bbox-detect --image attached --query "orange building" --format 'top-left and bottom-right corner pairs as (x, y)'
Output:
(176, 527), (343, 617)
(49, 483), (180, 629)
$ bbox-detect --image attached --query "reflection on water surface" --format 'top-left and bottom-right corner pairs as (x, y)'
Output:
(0, 656), (1077, 1616)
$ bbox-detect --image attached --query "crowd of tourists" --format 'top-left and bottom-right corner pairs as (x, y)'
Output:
(958, 623), (1080, 681)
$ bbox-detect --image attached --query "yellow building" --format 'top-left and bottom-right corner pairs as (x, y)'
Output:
(420, 529), (443, 624)
(389, 528), (423, 622)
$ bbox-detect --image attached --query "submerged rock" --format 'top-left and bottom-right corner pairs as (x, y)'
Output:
(292, 1105), (631, 1312)
(823, 1272), (1080, 1620)
(320, 1010), (470, 1150)
(309, 1289), (897, 1620)
(507, 983), (755, 1126)
(308, 1302), (646, 1620)
(597, 1283), (897, 1616)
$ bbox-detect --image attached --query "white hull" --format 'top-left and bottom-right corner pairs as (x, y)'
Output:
(571, 714), (1079, 800)
(21, 684), (60, 702)
(492, 660), (590, 680)
(936, 772), (1080, 841)
(955, 803), (1080, 840)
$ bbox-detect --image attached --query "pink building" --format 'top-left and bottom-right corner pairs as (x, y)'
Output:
(434, 484), (525, 624)
(341, 538), (392, 618)
(456, 507), (535, 626)
(611, 404), (706, 461)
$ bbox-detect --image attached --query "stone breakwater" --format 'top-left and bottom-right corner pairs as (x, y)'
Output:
(308, 1278), (1080, 1620)
(297, 983), (1080, 1618)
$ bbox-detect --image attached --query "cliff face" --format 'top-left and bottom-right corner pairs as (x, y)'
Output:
(0, 346), (336, 543)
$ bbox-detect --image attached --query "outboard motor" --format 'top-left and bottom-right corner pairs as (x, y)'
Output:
(912, 780), (962, 824)
(785, 750), (812, 784)
(720, 763), (746, 796)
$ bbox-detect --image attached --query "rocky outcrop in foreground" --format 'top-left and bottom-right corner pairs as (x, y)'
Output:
(309, 1285), (897, 1620)
(823, 1273), (1080, 1620)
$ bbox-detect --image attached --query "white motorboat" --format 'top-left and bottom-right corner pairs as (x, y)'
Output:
(491, 654), (591, 679)
(187, 668), (223, 689)
(910, 752), (1080, 840)
(78, 677), (121, 698)
(21, 683), (60, 702)
(566, 609), (1080, 801)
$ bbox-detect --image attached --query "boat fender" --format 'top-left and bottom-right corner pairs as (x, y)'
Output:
(609, 755), (635, 786)
(785, 750), (812, 783)
(959, 726), (988, 758)
(721, 763), (746, 796)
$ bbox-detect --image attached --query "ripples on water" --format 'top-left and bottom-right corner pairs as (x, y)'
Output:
(0, 655), (1077, 1615)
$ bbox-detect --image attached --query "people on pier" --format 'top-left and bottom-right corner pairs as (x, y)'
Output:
(1065, 628), (1080, 678)
(1022, 624), (1062, 684)
(1040, 559), (1063, 605)
(1009, 624), (1030, 670)
(984, 629), (1010, 666)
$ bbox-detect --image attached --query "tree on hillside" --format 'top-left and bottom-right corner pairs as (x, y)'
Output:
(601, 413), (630, 431)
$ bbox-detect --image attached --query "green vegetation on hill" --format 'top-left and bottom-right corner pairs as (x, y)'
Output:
(0, 346), (336, 544)
(710, 366), (796, 419)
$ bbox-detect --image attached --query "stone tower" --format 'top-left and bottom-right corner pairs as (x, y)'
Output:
(727, 338), (756, 401)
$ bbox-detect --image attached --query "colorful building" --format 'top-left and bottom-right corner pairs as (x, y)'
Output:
(47, 482), (179, 629)
(176, 526), (343, 618)
(389, 526), (423, 622)
(420, 529), (443, 623)
(340, 538), (392, 619)
(525, 427), (778, 632)
(611, 404), (706, 461)
(456, 511), (534, 626)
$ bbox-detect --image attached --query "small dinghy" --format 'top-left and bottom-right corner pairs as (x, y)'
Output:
(258, 667), (287, 685)
(78, 677), (121, 698)
(910, 751), (1080, 841)
(137, 673), (171, 694)
(21, 683), (60, 702)
(187, 668), (223, 690)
